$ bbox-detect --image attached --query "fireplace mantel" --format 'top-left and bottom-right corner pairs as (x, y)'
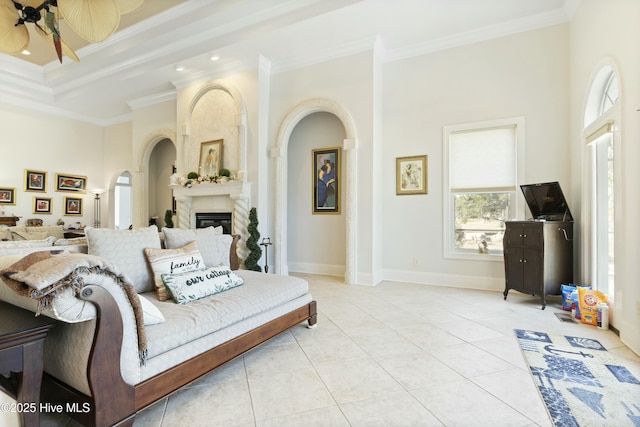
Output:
(170, 181), (252, 260)
(171, 181), (251, 199)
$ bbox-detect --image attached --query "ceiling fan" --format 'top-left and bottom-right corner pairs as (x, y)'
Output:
(0, 0), (143, 63)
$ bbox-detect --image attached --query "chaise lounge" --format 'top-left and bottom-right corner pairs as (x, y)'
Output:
(0, 225), (317, 426)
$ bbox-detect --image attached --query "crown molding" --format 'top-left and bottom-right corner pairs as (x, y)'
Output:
(385, 8), (569, 62)
(127, 90), (177, 111)
(271, 35), (379, 74)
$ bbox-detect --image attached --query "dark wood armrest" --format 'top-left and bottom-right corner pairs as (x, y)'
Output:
(79, 285), (135, 426)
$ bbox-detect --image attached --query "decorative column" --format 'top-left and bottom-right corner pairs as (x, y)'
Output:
(231, 195), (250, 260)
(343, 138), (358, 285)
(175, 196), (192, 229)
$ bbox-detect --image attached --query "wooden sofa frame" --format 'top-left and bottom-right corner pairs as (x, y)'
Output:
(39, 237), (318, 426)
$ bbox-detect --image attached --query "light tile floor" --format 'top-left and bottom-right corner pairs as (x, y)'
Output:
(24, 274), (640, 426)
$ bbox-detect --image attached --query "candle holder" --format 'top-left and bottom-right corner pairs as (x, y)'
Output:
(259, 237), (272, 273)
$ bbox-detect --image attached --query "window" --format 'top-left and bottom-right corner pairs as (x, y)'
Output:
(443, 118), (524, 259)
(115, 172), (133, 230)
(584, 65), (619, 299)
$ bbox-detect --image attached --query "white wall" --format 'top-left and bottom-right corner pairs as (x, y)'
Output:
(569, 0), (640, 355)
(0, 104), (105, 228)
(381, 24), (571, 290)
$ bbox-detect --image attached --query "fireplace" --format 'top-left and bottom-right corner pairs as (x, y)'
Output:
(195, 212), (232, 234)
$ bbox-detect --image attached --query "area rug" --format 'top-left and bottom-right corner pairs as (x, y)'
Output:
(515, 329), (640, 427)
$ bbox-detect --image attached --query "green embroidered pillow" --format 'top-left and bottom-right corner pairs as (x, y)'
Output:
(161, 265), (244, 304)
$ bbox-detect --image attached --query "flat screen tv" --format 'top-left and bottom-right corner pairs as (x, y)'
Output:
(520, 181), (573, 221)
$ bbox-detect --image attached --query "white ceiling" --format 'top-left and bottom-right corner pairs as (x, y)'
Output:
(0, 0), (576, 125)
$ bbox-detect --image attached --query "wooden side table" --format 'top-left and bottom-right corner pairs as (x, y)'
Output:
(0, 217), (19, 227)
(0, 302), (55, 427)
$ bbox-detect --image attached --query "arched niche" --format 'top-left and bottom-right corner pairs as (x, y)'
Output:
(181, 81), (248, 181)
(273, 98), (358, 284)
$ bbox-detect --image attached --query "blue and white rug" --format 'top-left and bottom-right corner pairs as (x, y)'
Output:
(515, 329), (640, 427)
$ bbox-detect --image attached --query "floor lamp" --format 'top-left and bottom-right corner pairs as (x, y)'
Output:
(91, 189), (105, 228)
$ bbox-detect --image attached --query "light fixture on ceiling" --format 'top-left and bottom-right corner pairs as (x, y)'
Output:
(175, 64), (185, 72)
(0, 0), (144, 63)
(210, 54), (220, 61)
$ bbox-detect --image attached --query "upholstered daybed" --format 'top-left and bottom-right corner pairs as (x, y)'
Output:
(0, 225), (317, 426)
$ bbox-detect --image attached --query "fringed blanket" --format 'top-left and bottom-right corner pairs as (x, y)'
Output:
(1, 250), (147, 364)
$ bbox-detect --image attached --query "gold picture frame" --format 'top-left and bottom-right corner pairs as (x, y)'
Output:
(24, 169), (47, 192)
(56, 173), (87, 193)
(396, 155), (428, 195)
(312, 147), (341, 214)
(0, 187), (16, 205)
(198, 139), (223, 177)
(33, 197), (52, 214)
(64, 197), (83, 216)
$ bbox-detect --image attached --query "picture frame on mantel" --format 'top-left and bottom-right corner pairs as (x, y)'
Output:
(199, 139), (223, 177)
(312, 147), (341, 214)
(396, 155), (428, 195)
(24, 169), (47, 192)
(0, 187), (16, 205)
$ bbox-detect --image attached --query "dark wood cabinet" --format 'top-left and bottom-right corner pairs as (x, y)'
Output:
(0, 216), (19, 227)
(503, 221), (573, 309)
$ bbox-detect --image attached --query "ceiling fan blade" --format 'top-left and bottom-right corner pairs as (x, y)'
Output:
(35, 17), (80, 62)
(114, 0), (143, 15)
(0, 3), (29, 54)
(57, 0), (120, 43)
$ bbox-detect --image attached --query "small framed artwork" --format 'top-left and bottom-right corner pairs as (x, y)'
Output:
(396, 155), (428, 195)
(0, 187), (16, 205)
(199, 139), (223, 177)
(33, 197), (52, 214)
(64, 197), (83, 216)
(56, 173), (87, 193)
(312, 147), (341, 214)
(24, 169), (47, 192)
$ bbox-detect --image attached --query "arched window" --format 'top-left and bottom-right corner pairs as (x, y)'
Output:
(115, 171), (133, 229)
(584, 65), (619, 300)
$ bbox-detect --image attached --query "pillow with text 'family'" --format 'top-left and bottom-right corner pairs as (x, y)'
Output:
(144, 241), (205, 301)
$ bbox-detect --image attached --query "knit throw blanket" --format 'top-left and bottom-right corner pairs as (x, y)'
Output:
(1, 250), (147, 364)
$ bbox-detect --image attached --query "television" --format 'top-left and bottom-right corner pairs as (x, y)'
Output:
(520, 181), (573, 221)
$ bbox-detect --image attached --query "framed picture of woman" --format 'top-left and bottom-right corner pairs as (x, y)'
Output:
(312, 147), (341, 214)
(33, 197), (52, 214)
(199, 139), (223, 178)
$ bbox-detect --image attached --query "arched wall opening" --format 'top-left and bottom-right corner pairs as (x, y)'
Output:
(273, 98), (358, 284)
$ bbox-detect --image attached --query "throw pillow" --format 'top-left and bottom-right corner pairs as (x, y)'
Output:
(85, 225), (162, 293)
(138, 294), (166, 325)
(162, 226), (231, 267)
(143, 241), (205, 301)
(161, 265), (244, 304)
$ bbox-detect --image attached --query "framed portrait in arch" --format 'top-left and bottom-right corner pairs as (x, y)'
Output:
(396, 155), (428, 195)
(199, 139), (223, 177)
(64, 197), (83, 216)
(312, 147), (341, 214)
(25, 169), (47, 192)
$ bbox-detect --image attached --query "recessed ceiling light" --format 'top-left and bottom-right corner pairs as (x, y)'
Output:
(175, 64), (185, 72)
(21, 50), (30, 55)
(210, 54), (220, 61)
